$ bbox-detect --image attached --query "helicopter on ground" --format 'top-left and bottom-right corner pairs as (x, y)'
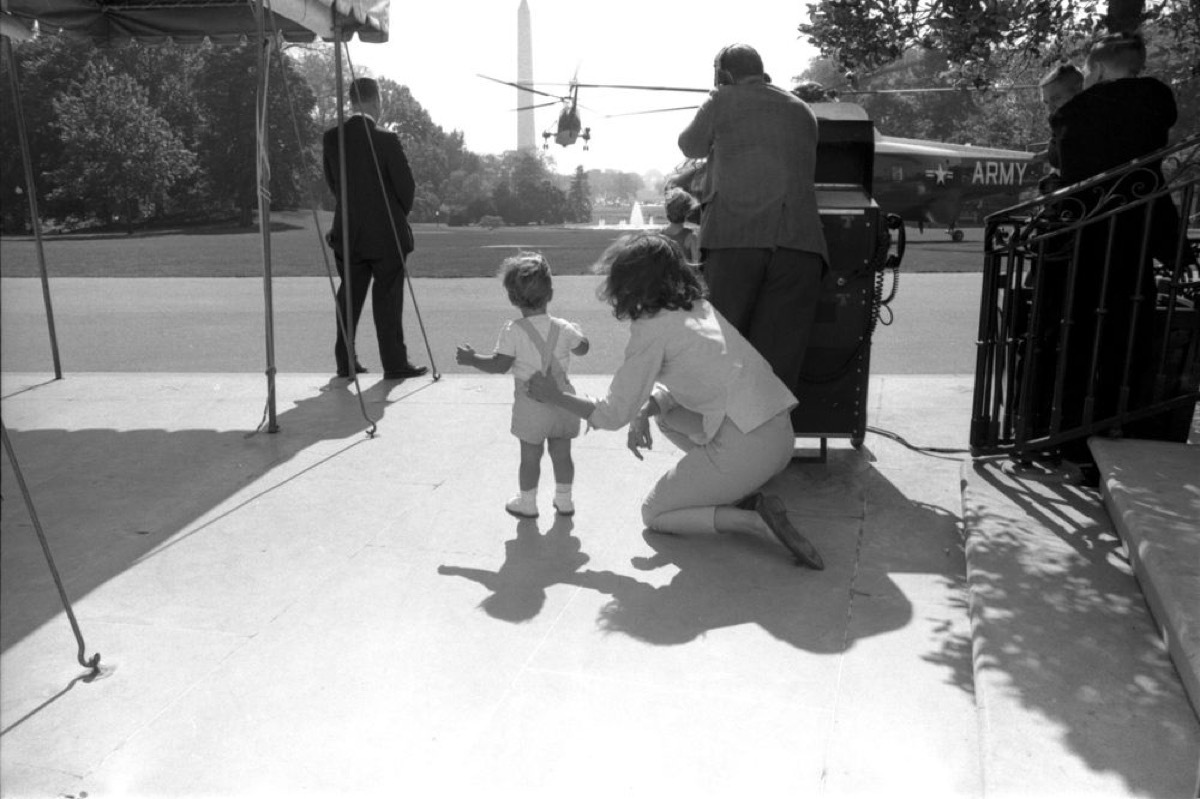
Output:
(871, 133), (1040, 241)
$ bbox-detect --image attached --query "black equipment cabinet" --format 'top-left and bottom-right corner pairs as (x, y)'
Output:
(791, 103), (901, 452)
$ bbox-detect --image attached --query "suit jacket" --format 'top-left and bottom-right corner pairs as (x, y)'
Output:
(1050, 76), (1176, 186)
(323, 114), (416, 259)
(678, 81), (828, 264)
(1050, 76), (1183, 268)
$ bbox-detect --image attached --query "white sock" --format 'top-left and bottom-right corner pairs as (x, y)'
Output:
(521, 488), (537, 504)
(554, 483), (572, 500)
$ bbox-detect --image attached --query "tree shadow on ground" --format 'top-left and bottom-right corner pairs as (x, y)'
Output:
(961, 460), (1199, 796)
(0, 377), (403, 653)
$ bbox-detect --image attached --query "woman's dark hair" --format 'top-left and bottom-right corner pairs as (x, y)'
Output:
(594, 233), (705, 321)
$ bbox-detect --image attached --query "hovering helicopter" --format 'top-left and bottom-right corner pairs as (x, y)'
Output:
(478, 73), (592, 149)
(478, 74), (704, 151)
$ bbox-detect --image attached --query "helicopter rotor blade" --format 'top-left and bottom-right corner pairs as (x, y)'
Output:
(477, 73), (565, 100)
(511, 100), (562, 111)
(604, 105), (701, 118)
(573, 82), (710, 93)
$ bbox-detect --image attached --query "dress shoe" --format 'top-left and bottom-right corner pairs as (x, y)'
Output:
(755, 493), (824, 569)
(335, 364), (368, 378)
(383, 364), (429, 380)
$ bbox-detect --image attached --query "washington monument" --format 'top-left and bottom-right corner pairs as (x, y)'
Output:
(517, 0), (536, 151)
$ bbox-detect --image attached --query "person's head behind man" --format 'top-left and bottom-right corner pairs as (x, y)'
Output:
(1084, 31), (1146, 88)
(1039, 62), (1084, 115)
(349, 77), (382, 117)
(714, 44), (766, 86)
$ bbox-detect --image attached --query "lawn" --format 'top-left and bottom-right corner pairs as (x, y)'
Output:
(0, 212), (640, 278)
(0, 209), (984, 278)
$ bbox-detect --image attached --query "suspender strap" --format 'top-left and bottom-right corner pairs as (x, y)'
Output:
(514, 317), (567, 385)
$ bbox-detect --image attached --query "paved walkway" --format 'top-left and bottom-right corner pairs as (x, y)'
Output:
(4, 372), (1198, 797)
(2, 372), (978, 797)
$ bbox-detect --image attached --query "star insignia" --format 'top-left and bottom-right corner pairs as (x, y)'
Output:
(925, 164), (952, 185)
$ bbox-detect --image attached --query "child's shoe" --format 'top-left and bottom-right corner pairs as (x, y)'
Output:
(553, 497), (575, 516)
(505, 495), (538, 519)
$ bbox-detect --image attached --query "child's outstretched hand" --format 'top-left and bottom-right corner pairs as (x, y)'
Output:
(455, 344), (476, 366)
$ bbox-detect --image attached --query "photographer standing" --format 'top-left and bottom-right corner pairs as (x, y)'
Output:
(678, 44), (828, 390)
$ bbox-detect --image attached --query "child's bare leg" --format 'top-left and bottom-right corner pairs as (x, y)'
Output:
(519, 440), (544, 491)
(547, 437), (576, 515)
(546, 438), (574, 485)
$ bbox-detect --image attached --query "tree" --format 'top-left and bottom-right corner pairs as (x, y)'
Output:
(487, 150), (569, 224)
(1, 34), (95, 230)
(193, 42), (316, 226)
(47, 61), (196, 233)
(586, 169), (644, 204)
(799, 0), (1198, 86)
(566, 166), (593, 223)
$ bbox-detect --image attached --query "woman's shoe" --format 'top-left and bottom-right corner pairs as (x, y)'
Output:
(755, 494), (824, 570)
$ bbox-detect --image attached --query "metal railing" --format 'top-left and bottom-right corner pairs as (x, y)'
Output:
(971, 133), (1200, 457)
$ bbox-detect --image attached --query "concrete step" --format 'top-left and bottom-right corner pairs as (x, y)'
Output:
(961, 458), (1200, 797)
(1089, 438), (1200, 726)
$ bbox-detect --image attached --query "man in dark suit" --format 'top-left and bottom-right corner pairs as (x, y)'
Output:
(1045, 32), (1185, 455)
(678, 44), (829, 391)
(323, 77), (427, 380)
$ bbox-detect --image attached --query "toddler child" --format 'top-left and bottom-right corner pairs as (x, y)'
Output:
(456, 252), (590, 518)
(659, 187), (701, 263)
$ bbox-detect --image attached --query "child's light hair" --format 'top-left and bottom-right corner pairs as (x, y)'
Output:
(499, 251), (554, 310)
(1086, 31), (1146, 77)
(664, 187), (698, 224)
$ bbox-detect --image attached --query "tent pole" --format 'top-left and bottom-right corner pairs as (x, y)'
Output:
(334, 25), (357, 379)
(3, 35), (62, 379)
(255, 0), (278, 433)
(2, 420), (100, 676)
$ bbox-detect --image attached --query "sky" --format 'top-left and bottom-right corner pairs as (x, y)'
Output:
(343, 0), (822, 176)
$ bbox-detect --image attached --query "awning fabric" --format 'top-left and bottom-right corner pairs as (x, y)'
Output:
(1, 0), (388, 44)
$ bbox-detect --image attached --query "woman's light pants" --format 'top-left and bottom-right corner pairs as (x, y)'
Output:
(641, 408), (793, 535)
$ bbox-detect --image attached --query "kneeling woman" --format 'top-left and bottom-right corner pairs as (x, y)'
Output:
(527, 232), (822, 569)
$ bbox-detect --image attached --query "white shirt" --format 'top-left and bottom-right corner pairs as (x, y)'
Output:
(587, 300), (798, 443)
(495, 314), (585, 381)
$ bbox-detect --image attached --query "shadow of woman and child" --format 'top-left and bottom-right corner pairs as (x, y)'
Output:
(437, 496), (917, 654)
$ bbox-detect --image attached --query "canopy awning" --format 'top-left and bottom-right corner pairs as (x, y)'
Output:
(1, 0), (388, 44)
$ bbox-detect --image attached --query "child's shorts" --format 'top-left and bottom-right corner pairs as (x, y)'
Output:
(512, 381), (581, 443)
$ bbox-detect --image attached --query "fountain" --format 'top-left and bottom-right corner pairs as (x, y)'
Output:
(628, 201), (645, 227)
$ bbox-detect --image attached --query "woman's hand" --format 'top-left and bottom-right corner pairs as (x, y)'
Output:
(526, 370), (561, 403)
(626, 409), (654, 460)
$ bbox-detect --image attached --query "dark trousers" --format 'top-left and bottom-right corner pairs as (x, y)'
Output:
(333, 253), (408, 374)
(703, 247), (824, 390)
